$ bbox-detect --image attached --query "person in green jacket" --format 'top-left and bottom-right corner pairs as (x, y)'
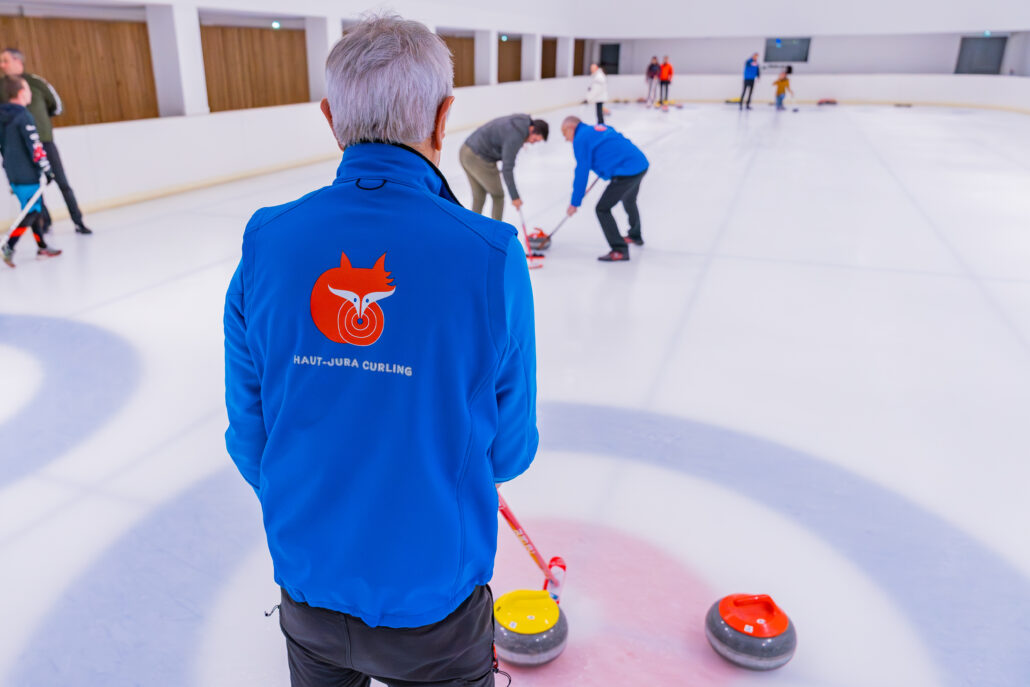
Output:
(0, 48), (92, 234)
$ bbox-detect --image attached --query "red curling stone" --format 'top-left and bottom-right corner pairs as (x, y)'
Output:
(704, 594), (797, 670)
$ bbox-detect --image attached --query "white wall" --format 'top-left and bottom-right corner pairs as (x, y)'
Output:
(618, 34), (971, 76)
(575, 0), (1030, 38)
(805, 35), (963, 74)
(604, 72), (1030, 110)
(1001, 32), (1030, 75)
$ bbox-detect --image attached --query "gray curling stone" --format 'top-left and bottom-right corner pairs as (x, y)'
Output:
(704, 594), (796, 670)
(493, 590), (569, 667)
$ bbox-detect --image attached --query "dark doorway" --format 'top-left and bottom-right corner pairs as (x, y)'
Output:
(955, 36), (1008, 74)
(600, 43), (620, 74)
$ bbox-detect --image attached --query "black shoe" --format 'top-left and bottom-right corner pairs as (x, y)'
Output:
(623, 234), (644, 246)
(75, 224), (93, 235)
(598, 250), (629, 262)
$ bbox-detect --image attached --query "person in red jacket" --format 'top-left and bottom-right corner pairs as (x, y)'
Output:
(658, 55), (674, 105)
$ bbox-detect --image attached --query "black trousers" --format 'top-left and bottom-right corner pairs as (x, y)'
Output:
(740, 79), (755, 108)
(41, 141), (83, 226)
(595, 101), (604, 125)
(659, 80), (670, 103)
(279, 586), (496, 687)
(6, 211), (46, 249)
(596, 169), (647, 253)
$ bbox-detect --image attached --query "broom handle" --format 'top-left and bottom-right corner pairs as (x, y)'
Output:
(549, 176), (600, 239)
(497, 490), (561, 586)
(517, 208), (532, 253)
(6, 179), (45, 237)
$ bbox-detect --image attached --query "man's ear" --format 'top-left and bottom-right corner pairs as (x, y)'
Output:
(321, 99), (344, 151)
(431, 95), (455, 152)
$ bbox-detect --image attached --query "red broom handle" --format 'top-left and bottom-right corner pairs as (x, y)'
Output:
(497, 491), (561, 586)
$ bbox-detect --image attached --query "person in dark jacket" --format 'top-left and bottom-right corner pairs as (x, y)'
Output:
(646, 56), (661, 105)
(224, 14), (537, 687)
(740, 53), (761, 110)
(562, 116), (649, 262)
(0, 75), (59, 267)
(0, 48), (92, 234)
(460, 113), (548, 220)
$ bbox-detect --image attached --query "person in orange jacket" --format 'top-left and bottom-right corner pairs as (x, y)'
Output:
(658, 55), (674, 105)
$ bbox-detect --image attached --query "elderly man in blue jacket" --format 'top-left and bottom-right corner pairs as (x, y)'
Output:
(224, 13), (538, 687)
(563, 116), (649, 261)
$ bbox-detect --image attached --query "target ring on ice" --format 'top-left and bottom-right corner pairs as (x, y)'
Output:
(337, 302), (384, 346)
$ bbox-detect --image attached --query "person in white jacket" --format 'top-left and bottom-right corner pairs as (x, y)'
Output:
(586, 63), (608, 125)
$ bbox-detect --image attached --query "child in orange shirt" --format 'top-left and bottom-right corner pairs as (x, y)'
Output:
(774, 66), (794, 111)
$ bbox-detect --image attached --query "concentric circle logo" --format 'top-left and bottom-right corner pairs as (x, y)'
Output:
(310, 252), (395, 346)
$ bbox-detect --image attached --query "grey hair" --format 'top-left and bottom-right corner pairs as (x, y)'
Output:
(325, 14), (453, 147)
(2, 48), (25, 63)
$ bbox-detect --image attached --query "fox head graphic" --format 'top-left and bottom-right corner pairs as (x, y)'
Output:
(326, 252), (395, 321)
(310, 252), (396, 346)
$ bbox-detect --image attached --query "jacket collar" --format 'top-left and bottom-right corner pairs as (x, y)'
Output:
(574, 121), (595, 140)
(334, 142), (461, 206)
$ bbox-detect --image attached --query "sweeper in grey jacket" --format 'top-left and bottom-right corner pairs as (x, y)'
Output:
(460, 114), (548, 220)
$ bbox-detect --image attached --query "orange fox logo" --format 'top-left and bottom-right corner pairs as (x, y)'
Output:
(310, 252), (396, 345)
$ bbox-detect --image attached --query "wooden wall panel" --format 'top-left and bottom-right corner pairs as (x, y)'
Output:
(0, 16), (158, 127)
(541, 38), (557, 79)
(201, 26), (309, 112)
(574, 38), (586, 76)
(498, 38), (522, 83)
(440, 35), (474, 87)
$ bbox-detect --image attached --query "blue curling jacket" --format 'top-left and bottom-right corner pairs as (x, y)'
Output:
(570, 122), (649, 206)
(224, 143), (538, 628)
(744, 58), (761, 80)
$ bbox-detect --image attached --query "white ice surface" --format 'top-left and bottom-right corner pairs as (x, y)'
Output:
(2, 101), (1029, 686)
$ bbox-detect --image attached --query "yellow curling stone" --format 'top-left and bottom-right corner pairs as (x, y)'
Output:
(493, 589), (569, 666)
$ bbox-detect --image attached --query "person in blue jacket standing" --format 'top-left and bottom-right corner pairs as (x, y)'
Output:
(562, 116), (649, 261)
(223, 13), (538, 687)
(740, 52), (761, 110)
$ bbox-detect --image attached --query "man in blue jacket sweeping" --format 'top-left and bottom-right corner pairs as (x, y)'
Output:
(224, 13), (538, 687)
(562, 116), (649, 262)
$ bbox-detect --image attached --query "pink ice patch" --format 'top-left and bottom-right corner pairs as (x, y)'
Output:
(490, 517), (737, 685)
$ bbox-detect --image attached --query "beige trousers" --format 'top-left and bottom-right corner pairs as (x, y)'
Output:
(459, 144), (505, 220)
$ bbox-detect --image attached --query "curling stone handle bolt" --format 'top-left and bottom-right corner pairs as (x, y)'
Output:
(733, 594), (775, 609)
